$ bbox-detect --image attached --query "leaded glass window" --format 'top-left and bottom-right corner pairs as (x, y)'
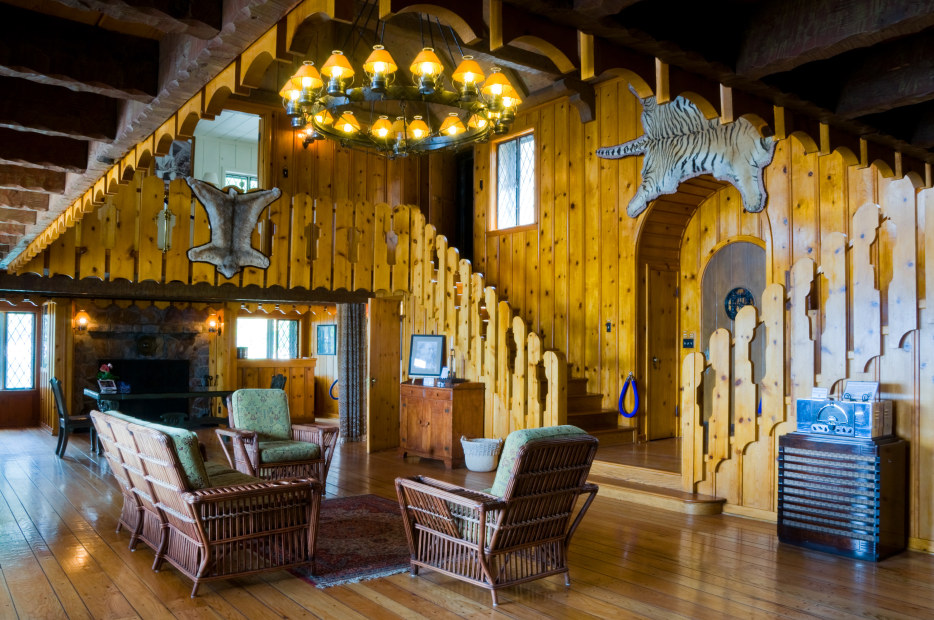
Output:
(495, 133), (536, 230)
(235, 317), (299, 359)
(224, 173), (258, 192)
(1, 312), (36, 390)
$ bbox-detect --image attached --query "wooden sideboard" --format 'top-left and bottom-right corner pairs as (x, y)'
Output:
(399, 380), (484, 469)
(236, 358), (315, 422)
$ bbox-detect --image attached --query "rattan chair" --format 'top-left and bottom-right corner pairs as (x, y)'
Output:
(395, 428), (599, 605)
(92, 409), (322, 596)
(217, 388), (338, 485)
(270, 373), (287, 389)
(50, 376), (97, 458)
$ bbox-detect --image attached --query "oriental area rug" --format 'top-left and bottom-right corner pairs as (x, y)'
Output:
(291, 494), (411, 588)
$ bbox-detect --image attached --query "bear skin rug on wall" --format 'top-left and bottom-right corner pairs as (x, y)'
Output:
(597, 86), (775, 218)
(186, 177), (281, 278)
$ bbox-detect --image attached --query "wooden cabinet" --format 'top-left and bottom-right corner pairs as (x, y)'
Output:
(235, 358), (315, 422)
(399, 381), (484, 469)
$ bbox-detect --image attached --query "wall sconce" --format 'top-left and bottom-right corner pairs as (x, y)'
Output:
(206, 313), (221, 334)
(74, 310), (91, 331)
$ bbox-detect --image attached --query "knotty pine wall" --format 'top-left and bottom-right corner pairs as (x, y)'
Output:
(473, 78), (643, 421)
(472, 75), (934, 550)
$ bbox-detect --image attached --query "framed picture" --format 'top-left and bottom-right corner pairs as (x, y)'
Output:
(155, 139), (193, 191)
(317, 324), (337, 355)
(408, 334), (445, 377)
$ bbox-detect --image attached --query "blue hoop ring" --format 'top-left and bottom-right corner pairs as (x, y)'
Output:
(329, 379), (339, 400)
(618, 374), (639, 418)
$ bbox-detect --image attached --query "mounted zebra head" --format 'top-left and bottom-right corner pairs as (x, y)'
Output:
(597, 86), (775, 218)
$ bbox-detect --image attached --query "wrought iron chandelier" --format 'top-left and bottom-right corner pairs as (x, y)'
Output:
(280, 17), (522, 158)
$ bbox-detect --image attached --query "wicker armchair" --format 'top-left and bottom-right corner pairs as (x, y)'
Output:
(395, 426), (599, 605)
(92, 409), (321, 597)
(217, 389), (339, 485)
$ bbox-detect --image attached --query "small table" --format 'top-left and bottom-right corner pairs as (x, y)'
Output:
(83, 388), (234, 427)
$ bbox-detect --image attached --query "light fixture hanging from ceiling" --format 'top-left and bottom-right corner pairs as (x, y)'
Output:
(280, 13), (522, 158)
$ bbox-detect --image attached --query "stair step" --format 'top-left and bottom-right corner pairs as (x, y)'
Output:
(568, 393), (605, 411)
(587, 474), (725, 515)
(587, 427), (636, 446)
(567, 377), (589, 396)
(568, 408), (618, 431)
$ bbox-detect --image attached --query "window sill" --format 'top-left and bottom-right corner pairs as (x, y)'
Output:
(487, 223), (538, 236)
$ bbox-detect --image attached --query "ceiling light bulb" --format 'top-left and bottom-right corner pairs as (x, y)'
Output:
(373, 61), (386, 74)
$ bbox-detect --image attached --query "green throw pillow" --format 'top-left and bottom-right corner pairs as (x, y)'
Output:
(488, 425), (586, 497)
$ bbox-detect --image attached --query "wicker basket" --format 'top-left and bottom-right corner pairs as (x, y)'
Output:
(460, 436), (504, 472)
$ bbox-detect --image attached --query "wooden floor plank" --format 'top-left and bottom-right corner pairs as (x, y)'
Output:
(0, 427), (933, 619)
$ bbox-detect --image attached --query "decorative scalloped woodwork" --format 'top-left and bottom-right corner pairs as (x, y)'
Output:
(759, 283), (786, 435)
(495, 299), (512, 438)
(733, 304), (758, 454)
(457, 259), (471, 360)
(708, 328), (731, 467)
(543, 350), (567, 427)
(391, 205), (410, 294)
(444, 246), (458, 345)
(882, 177), (918, 346)
(681, 351), (707, 490)
(311, 196), (333, 291)
(511, 315), (527, 433)
(819, 232), (847, 388)
(526, 332), (543, 428)
(373, 203), (391, 293)
(925, 189), (934, 322)
(790, 257), (816, 406)
(850, 203), (881, 373)
(483, 286), (498, 437)
(469, 273), (485, 382)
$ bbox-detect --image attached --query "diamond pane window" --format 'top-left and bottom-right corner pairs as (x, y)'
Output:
(275, 320), (299, 359)
(224, 173), (259, 191)
(495, 133), (535, 230)
(236, 317), (299, 359)
(3, 312), (35, 390)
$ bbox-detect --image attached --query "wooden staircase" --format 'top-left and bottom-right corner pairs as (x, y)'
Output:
(566, 376), (636, 444)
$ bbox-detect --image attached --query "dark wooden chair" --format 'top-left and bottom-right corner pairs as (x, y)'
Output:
(50, 376), (98, 458)
(270, 373), (287, 389)
(396, 429), (599, 605)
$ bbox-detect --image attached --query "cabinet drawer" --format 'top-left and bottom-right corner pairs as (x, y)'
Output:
(402, 386), (453, 401)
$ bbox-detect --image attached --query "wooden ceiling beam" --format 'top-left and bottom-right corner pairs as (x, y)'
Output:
(0, 190), (49, 211)
(737, 0), (934, 79)
(0, 223), (27, 236)
(0, 208), (36, 226)
(50, 0), (223, 40)
(0, 165), (67, 194)
(0, 4), (158, 102)
(0, 128), (87, 174)
(836, 32), (934, 119)
(0, 77), (118, 141)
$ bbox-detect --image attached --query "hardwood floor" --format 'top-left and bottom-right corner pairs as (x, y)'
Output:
(595, 438), (681, 472)
(1, 427), (933, 619)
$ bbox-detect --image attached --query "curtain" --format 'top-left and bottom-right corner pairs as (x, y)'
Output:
(338, 303), (367, 442)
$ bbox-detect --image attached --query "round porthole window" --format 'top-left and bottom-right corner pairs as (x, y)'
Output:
(724, 286), (755, 320)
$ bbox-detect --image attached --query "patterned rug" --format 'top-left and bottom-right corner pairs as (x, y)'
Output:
(291, 494), (411, 588)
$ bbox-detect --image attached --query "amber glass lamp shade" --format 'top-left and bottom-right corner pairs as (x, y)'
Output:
(370, 115), (393, 139)
(482, 68), (520, 112)
(468, 114), (489, 130)
(452, 56), (485, 99)
(321, 50), (355, 95)
(363, 45), (398, 93)
(290, 61), (323, 106)
(279, 83), (302, 120)
(337, 111), (361, 134)
(74, 310), (90, 331)
(439, 113), (466, 136)
(410, 47), (443, 94)
(206, 313), (220, 333)
(406, 116), (430, 140)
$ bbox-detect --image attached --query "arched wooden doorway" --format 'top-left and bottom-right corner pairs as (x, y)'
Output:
(635, 176), (729, 442)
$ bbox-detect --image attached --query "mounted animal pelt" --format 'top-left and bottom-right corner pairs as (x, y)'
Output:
(597, 87), (775, 218)
(185, 177), (281, 278)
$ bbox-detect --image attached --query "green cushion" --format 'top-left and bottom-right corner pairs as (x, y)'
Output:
(488, 425), (587, 497)
(258, 439), (320, 463)
(103, 409), (211, 490)
(204, 460), (261, 486)
(231, 389), (292, 440)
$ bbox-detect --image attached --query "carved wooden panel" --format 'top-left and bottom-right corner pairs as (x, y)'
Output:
(681, 351), (707, 490)
(882, 177), (918, 346)
(850, 203), (881, 374)
(759, 283), (786, 435)
(789, 257), (816, 408)
(819, 232), (847, 388)
(708, 328), (731, 467)
(733, 304), (758, 454)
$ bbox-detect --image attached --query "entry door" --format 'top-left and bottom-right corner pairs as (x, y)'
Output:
(367, 298), (401, 453)
(645, 267), (679, 440)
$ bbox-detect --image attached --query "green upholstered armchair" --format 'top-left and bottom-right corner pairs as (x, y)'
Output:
(395, 425), (599, 605)
(216, 388), (339, 486)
